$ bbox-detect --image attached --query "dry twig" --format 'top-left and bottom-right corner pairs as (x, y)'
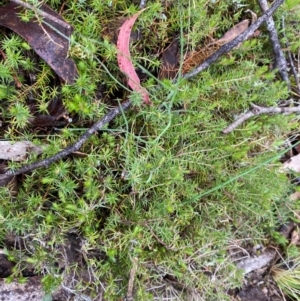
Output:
(281, 17), (300, 95)
(258, 0), (290, 88)
(222, 104), (300, 134)
(126, 257), (138, 301)
(0, 101), (132, 182)
(221, 0), (292, 133)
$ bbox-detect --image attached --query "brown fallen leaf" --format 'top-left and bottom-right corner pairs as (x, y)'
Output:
(182, 19), (250, 74)
(217, 19), (250, 45)
(279, 221), (296, 240)
(182, 43), (220, 74)
(117, 11), (151, 105)
(0, 2), (78, 84)
(29, 98), (69, 128)
(158, 38), (179, 80)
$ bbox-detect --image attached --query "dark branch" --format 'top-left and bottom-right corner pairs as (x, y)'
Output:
(0, 101), (132, 182)
(281, 17), (300, 95)
(182, 0), (284, 79)
(258, 0), (290, 88)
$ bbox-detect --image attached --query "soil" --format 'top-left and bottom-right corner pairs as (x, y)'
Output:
(234, 270), (284, 301)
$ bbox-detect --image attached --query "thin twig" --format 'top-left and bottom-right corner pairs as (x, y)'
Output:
(0, 101), (132, 182)
(126, 257), (138, 301)
(35, 13), (63, 48)
(281, 16), (300, 95)
(10, 0), (71, 29)
(182, 0), (284, 79)
(222, 104), (300, 134)
(258, 0), (290, 88)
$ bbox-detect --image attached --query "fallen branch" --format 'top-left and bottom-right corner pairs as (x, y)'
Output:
(281, 16), (300, 95)
(258, 0), (290, 88)
(0, 101), (132, 182)
(222, 103), (300, 134)
(182, 0), (284, 79)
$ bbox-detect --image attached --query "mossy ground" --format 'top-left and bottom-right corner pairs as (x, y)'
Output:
(0, 0), (300, 300)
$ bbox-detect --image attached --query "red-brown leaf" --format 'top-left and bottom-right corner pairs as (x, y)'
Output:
(117, 11), (151, 105)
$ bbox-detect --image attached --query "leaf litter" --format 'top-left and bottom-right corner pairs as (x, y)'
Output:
(0, 141), (43, 162)
(0, 2), (78, 83)
(0, 1), (299, 301)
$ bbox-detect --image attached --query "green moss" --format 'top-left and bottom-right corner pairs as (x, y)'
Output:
(0, 0), (299, 299)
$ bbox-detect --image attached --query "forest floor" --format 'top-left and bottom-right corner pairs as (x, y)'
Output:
(0, 0), (300, 300)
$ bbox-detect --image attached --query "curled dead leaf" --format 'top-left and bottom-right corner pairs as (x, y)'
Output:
(117, 11), (151, 105)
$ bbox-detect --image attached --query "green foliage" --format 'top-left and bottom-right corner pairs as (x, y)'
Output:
(9, 102), (32, 128)
(272, 259), (300, 300)
(0, 0), (299, 300)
